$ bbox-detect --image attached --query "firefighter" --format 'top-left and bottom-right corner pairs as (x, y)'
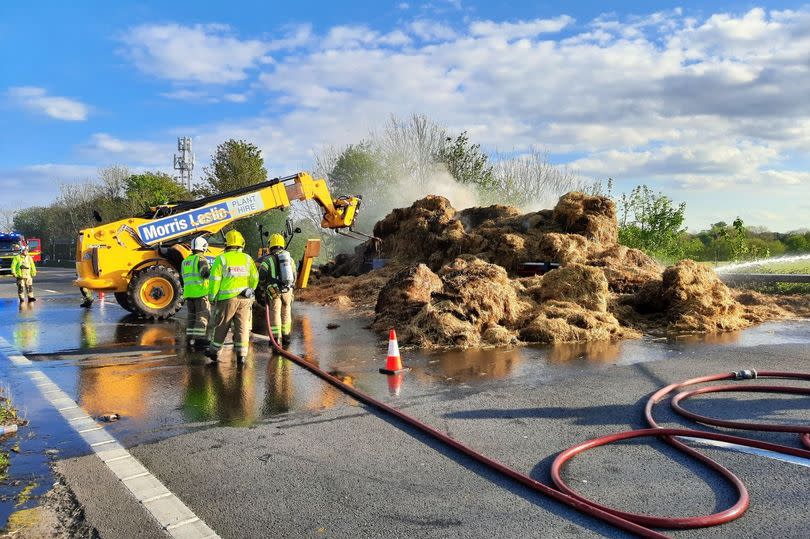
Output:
(206, 230), (258, 364)
(258, 233), (297, 346)
(11, 245), (36, 303)
(182, 237), (211, 350)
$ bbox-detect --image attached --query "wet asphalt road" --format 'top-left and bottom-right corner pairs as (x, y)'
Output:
(1, 268), (809, 538)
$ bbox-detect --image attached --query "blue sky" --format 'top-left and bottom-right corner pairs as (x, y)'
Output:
(2, 0), (810, 231)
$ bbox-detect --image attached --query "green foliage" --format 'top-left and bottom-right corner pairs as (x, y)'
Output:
(12, 207), (48, 238)
(617, 185), (687, 259)
(125, 172), (191, 212)
(200, 139), (287, 256)
(436, 131), (495, 192)
(201, 139), (268, 194)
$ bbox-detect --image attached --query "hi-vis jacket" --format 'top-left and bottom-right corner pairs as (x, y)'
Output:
(11, 254), (36, 279)
(208, 250), (258, 301)
(181, 253), (210, 299)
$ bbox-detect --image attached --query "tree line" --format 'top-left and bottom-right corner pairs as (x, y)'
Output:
(611, 183), (810, 263)
(4, 113), (807, 265)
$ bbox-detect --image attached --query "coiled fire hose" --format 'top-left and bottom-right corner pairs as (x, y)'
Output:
(263, 305), (809, 538)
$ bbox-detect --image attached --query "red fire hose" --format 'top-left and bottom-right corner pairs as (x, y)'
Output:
(263, 306), (809, 537)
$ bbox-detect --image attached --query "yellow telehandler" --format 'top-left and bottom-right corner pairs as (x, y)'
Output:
(75, 172), (365, 319)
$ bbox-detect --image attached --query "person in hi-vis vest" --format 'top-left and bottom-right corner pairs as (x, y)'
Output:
(206, 230), (258, 364)
(181, 236), (211, 350)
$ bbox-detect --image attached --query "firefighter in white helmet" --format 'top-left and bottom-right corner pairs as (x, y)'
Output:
(181, 236), (212, 350)
(258, 233), (297, 346)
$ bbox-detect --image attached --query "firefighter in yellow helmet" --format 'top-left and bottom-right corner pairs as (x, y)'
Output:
(182, 237), (211, 350)
(258, 233), (297, 346)
(11, 245), (36, 303)
(206, 230), (258, 364)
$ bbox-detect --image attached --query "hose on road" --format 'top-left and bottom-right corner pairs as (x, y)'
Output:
(263, 305), (809, 537)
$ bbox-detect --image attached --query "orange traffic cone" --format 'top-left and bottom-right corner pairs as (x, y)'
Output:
(379, 328), (409, 374)
(387, 372), (404, 396)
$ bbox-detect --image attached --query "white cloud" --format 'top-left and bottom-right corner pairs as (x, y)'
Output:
(82, 133), (168, 166)
(409, 20), (457, 41)
(8, 86), (89, 121)
(121, 23), (270, 83)
(469, 15), (574, 39)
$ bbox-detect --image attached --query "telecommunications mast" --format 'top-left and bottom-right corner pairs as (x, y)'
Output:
(173, 137), (195, 191)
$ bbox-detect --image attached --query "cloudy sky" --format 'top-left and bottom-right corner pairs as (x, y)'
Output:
(1, 0), (809, 230)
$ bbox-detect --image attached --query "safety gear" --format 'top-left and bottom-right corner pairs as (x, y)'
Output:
(11, 253), (36, 279)
(208, 251), (259, 302)
(225, 230), (246, 248)
(208, 296), (253, 361)
(185, 297), (210, 341)
(190, 237), (208, 253)
(270, 289), (294, 340)
(11, 253), (36, 302)
(260, 250), (296, 292)
(181, 254), (210, 299)
(269, 233), (285, 249)
(80, 287), (94, 308)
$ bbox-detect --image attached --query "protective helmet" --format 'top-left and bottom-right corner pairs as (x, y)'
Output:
(190, 236), (208, 252)
(19, 244), (28, 253)
(269, 233), (285, 249)
(225, 230), (245, 248)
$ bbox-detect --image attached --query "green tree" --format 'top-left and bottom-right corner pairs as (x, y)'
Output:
(201, 139), (287, 255)
(12, 207), (48, 238)
(202, 139), (268, 193)
(124, 172), (191, 213)
(729, 217), (750, 261)
(617, 185), (687, 260)
(436, 131), (495, 193)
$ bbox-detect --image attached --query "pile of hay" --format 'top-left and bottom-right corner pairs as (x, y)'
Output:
(304, 194), (807, 350)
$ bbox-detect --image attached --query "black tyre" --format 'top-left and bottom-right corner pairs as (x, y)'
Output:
(127, 265), (184, 320)
(114, 291), (135, 312)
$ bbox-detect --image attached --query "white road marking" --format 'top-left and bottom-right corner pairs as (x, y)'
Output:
(43, 289), (59, 293)
(0, 337), (220, 539)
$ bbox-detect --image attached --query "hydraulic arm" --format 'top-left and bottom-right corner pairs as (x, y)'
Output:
(75, 172), (363, 319)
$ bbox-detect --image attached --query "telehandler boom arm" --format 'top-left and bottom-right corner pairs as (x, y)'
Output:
(74, 172), (362, 319)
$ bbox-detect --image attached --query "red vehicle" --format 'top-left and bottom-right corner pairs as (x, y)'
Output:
(26, 237), (42, 263)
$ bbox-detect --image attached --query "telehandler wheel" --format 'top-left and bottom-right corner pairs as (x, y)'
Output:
(128, 265), (184, 320)
(114, 292), (135, 313)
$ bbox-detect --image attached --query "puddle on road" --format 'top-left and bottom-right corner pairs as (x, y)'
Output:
(1, 294), (810, 527)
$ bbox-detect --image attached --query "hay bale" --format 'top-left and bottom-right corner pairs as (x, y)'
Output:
(437, 257), (528, 328)
(519, 301), (636, 344)
(631, 260), (749, 332)
(533, 264), (610, 312)
(399, 257), (530, 348)
(552, 192), (618, 244)
(587, 245), (662, 293)
(403, 302), (481, 348)
(373, 264), (443, 332)
(373, 195), (458, 263)
(535, 233), (592, 265)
